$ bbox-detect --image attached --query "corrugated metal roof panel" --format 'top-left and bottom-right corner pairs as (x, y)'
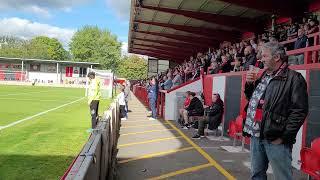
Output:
(201, 0), (228, 13)
(180, 0), (208, 11)
(153, 11), (174, 23)
(220, 4), (247, 16)
(159, 0), (183, 9)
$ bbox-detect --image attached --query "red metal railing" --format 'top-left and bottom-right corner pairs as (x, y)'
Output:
(286, 45), (320, 64)
(280, 32), (320, 47)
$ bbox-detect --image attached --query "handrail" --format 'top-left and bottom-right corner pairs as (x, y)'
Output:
(167, 77), (200, 93)
(286, 45), (320, 56)
(280, 32), (320, 45)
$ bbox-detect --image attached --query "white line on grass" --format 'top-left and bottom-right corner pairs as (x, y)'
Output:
(0, 97), (83, 102)
(0, 90), (51, 97)
(0, 97), (85, 131)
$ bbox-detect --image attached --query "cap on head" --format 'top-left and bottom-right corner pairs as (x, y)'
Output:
(190, 92), (196, 97)
(88, 72), (95, 78)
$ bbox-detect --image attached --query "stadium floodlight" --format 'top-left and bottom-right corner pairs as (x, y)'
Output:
(85, 68), (114, 99)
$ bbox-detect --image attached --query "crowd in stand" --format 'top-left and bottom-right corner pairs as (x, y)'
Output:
(135, 15), (320, 92)
(133, 15), (315, 180)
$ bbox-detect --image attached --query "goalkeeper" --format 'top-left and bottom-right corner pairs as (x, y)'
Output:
(87, 72), (101, 128)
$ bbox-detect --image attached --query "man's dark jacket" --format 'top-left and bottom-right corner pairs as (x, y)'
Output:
(206, 101), (224, 130)
(186, 97), (204, 116)
(243, 65), (308, 145)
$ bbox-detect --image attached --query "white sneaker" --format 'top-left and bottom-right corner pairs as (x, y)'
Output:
(149, 117), (157, 120)
(121, 118), (127, 121)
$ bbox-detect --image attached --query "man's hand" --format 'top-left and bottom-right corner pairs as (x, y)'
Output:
(271, 138), (283, 145)
(246, 71), (257, 83)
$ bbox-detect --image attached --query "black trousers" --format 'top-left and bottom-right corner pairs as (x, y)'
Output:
(90, 100), (99, 128)
(119, 105), (126, 118)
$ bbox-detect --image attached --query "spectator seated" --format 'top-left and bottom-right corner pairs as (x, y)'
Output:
(192, 93), (223, 139)
(180, 92), (204, 130)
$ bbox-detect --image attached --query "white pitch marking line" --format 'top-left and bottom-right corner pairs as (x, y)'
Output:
(0, 97), (67, 102)
(0, 90), (51, 97)
(0, 97), (85, 131)
(0, 97), (83, 102)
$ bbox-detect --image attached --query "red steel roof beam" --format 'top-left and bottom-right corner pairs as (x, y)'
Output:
(135, 20), (239, 41)
(135, 30), (218, 45)
(132, 37), (211, 51)
(139, 5), (260, 32)
(133, 43), (194, 54)
(132, 47), (191, 57)
(132, 47), (190, 58)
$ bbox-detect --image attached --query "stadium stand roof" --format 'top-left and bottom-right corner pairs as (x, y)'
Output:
(0, 57), (100, 65)
(128, 0), (310, 63)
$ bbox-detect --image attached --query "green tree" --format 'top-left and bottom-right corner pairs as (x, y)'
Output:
(0, 36), (69, 60)
(69, 26), (121, 71)
(27, 36), (69, 60)
(117, 55), (147, 80)
(0, 36), (27, 58)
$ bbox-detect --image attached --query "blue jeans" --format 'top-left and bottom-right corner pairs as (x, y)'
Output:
(149, 98), (157, 119)
(250, 137), (293, 180)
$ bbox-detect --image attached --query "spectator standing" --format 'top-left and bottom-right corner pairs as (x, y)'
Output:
(250, 39), (258, 52)
(289, 28), (308, 65)
(243, 42), (308, 180)
(172, 69), (182, 88)
(219, 55), (232, 73)
(308, 19), (319, 34)
(124, 80), (131, 114)
(287, 23), (298, 40)
(243, 46), (257, 71)
(118, 87), (127, 120)
(161, 74), (173, 90)
(87, 72), (101, 129)
(232, 54), (243, 72)
(209, 62), (219, 74)
(147, 77), (159, 120)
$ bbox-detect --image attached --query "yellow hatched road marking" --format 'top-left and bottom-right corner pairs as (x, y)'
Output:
(147, 163), (213, 180)
(166, 120), (236, 180)
(121, 123), (169, 129)
(118, 147), (194, 164)
(121, 129), (174, 136)
(118, 136), (183, 148)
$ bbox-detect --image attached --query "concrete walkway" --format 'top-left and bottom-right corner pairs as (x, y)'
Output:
(116, 95), (307, 180)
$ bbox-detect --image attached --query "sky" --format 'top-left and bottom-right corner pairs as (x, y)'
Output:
(0, 0), (131, 55)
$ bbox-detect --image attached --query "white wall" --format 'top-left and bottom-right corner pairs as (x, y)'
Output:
(212, 76), (226, 101)
(165, 79), (203, 120)
(28, 72), (60, 83)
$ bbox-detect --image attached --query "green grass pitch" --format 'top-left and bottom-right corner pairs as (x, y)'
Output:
(0, 85), (111, 180)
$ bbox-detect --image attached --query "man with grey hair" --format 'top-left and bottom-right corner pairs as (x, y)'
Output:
(243, 41), (308, 180)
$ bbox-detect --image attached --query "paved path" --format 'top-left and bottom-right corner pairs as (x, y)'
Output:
(116, 94), (307, 180)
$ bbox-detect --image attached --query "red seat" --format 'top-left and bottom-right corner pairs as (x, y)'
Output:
(228, 115), (243, 140)
(300, 138), (320, 179)
(228, 115), (251, 145)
